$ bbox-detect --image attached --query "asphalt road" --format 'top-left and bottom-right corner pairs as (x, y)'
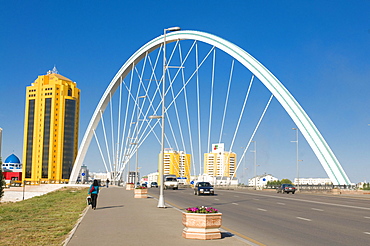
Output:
(149, 188), (370, 246)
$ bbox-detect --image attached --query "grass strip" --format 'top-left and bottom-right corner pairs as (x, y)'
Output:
(0, 186), (88, 246)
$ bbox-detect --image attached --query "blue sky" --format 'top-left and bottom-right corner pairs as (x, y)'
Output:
(0, 1), (369, 183)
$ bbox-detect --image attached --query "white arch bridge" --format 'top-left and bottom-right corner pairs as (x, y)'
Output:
(69, 30), (351, 186)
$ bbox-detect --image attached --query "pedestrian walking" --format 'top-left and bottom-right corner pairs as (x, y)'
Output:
(88, 179), (100, 210)
(106, 178), (110, 188)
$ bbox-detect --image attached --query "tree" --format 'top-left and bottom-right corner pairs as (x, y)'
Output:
(266, 180), (281, 189)
(280, 179), (292, 184)
(0, 158), (5, 200)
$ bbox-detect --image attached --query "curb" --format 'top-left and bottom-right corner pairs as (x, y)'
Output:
(62, 205), (90, 246)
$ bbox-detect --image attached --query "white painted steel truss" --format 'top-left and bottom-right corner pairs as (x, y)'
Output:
(69, 30), (351, 185)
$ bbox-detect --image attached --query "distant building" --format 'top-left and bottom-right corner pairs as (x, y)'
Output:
(249, 174), (278, 189)
(159, 149), (191, 184)
(147, 172), (159, 185)
(22, 67), (80, 184)
(204, 143), (236, 178)
(2, 154), (22, 172)
(76, 165), (89, 184)
(127, 171), (139, 184)
(2, 154), (23, 184)
(294, 178), (332, 185)
(196, 173), (238, 186)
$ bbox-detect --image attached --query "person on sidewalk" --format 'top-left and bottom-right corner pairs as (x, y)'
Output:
(88, 179), (100, 210)
(106, 179), (110, 188)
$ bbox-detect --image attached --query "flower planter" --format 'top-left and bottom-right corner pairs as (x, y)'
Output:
(134, 188), (148, 198)
(182, 212), (222, 240)
(126, 183), (134, 190)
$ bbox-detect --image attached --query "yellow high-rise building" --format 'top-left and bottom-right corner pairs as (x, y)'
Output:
(159, 149), (191, 184)
(204, 143), (236, 178)
(22, 67), (80, 184)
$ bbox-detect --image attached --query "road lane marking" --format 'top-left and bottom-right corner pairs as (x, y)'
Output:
(214, 198), (219, 200)
(296, 217), (312, 221)
(277, 202), (285, 205)
(311, 208), (324, 212)
(365, 217), (370, 219)
(257, 208), (267, 211)
(229, 190), (370, 211)
(232, 203), (239, 205)
(221, 225), (267, 246)
(364, 232), (370, 235)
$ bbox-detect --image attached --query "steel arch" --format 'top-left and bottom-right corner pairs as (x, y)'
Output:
(69, 30), (351, 185)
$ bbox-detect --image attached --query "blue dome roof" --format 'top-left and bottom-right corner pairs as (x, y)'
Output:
(4, 154), (21, 164)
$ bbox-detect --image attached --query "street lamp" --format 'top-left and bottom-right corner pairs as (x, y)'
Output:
(251, 141), (257, 190)
(292, 128), (299, 191)
(151, 26), (181, 208)
(240, 147), (248, 185)
(132, 95), (147, 188)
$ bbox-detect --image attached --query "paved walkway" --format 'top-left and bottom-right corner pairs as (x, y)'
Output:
(1, 184), (88, 202)
(65, 186), (249, 245)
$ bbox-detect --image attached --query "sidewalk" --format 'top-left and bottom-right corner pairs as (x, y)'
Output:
(1, 184), (82, 202)
(65, 186), (248, 245)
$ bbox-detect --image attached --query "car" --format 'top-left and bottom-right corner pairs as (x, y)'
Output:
(141, 183), (147, 188)
(164, 176), (179, 190)
(150, 182), (158, 188)
(194, 182), (214, 196)
(277, 184), (296, 194)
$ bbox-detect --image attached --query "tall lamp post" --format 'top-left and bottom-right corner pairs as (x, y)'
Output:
(133, 95), (147, 188)
(292, 128), (299, 191)
(240, 147), (248, 185)
(251, 140), (257, 190)
(124, 154), (130, 184)
(150, 26), (181, 208)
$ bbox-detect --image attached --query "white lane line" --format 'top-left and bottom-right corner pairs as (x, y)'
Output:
(230, 190), (370, 211)
(364, 232), (370, 235)
(257, 208), (267, 212)
(365, 217), (370, 219)
(311, 208), (324, 212)
(277, 202), (285, 205)
(232, 203), (239, 205)
(296, 217), (312, 221)
(214, 198), (219, 200)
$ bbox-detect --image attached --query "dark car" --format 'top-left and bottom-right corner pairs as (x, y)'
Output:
(150, 182), (158, 188)
(277, 184), (296, 194)
(194, 182), (214, 196)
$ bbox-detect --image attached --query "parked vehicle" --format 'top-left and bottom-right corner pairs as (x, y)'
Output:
(150, 182), (158, 188)
(277, 184), (296, 194)
(194, 182), (214, 195)
(164, 175), (179, 190)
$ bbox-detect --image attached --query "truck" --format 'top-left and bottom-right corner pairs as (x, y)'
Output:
(164, 175), (179, 190)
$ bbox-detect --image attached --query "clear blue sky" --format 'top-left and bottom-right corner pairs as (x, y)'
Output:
(0, 1), (369, 183)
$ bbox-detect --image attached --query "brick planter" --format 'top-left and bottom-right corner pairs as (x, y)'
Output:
(134, 188), (148, 198)
(182, 212), (222, 240)
(126, 183), (134, 190)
